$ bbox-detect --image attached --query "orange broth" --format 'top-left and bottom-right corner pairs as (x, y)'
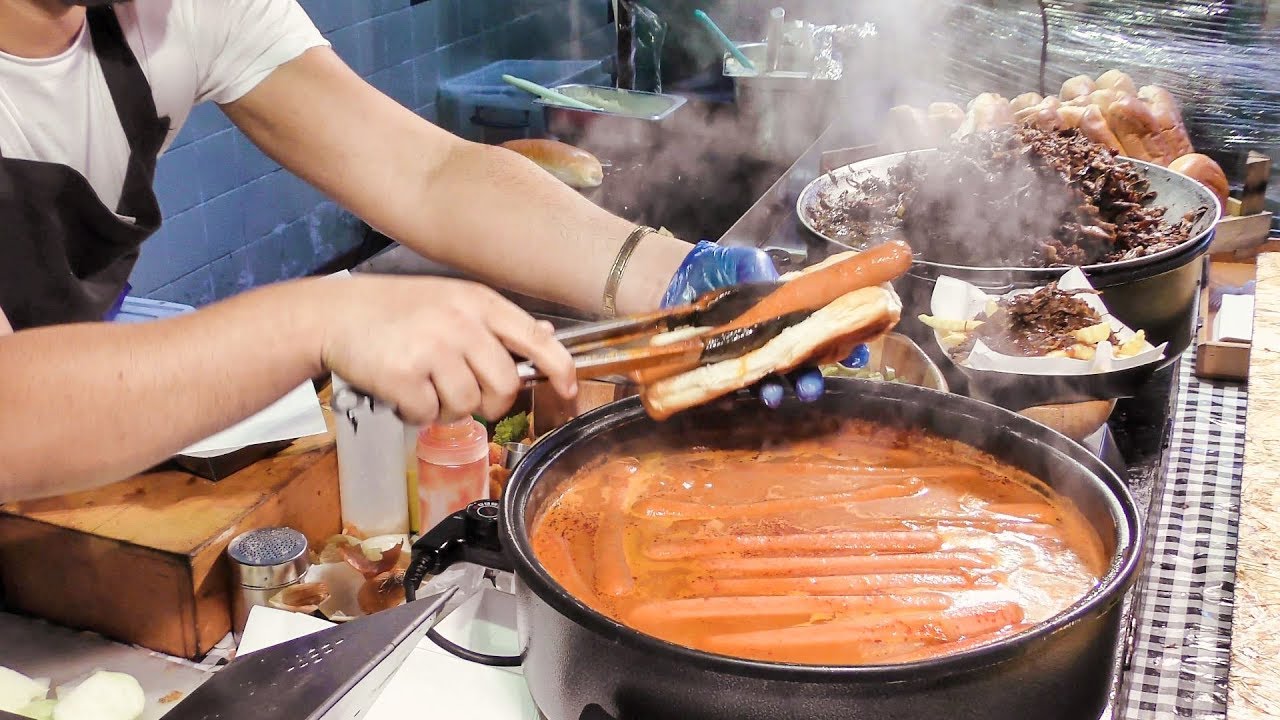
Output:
(529, 419), (1108, 666)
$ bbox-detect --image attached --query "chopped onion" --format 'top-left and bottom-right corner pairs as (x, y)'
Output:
(0, 667), (49, 713)
(357, 569), (407, 615)
(339, 542), (401, 579)
(269, 582), (330, 614)
(18, 699), (56, 720)
(315, 534), (362, 564)
(360, 535), (407, 557)
(52, 671), (144, 720)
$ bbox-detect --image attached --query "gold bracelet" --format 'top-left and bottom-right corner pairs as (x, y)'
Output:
(602, 225), (654, 318)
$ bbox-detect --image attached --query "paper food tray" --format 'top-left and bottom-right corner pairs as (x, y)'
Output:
(927, 267), (1167, 376)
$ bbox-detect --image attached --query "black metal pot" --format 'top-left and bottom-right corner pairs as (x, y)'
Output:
(797, 151), (1222, 373)
(406, 379), (1143, 720)
(897, 223), (1214, 383)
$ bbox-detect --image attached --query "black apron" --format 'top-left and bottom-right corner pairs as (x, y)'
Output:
(0, 5), (170, 331)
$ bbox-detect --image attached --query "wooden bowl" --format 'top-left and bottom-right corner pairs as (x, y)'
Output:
(1017, 399), (1117, 443)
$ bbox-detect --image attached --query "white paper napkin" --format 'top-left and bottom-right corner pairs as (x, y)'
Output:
(178, 380), (327, 457)
(234, 588), (537, 719)
(928, 267), (1166, 375)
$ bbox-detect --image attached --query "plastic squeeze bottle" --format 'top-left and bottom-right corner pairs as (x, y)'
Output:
(416, 418), (489, 533)
(333, 374), (409, 537)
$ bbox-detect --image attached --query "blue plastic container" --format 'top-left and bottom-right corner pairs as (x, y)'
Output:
(437, 59), (609, 143)
(112, 296), (195, 323)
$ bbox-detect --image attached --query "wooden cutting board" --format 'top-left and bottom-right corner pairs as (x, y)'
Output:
(0, 388), (341, 660)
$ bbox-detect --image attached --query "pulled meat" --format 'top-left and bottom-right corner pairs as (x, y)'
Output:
(951, 283), (1115, 361)
(809, 125), (1208, 267)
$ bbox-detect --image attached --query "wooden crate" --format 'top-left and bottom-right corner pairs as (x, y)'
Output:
(1196, 259), (1257, 381)
(0, 402), (341, 659)
(1214, 152), (1274, 258)
(1196, 152), (1273, 381)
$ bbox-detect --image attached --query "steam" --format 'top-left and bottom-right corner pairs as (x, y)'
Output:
(557, 0), (959, 235)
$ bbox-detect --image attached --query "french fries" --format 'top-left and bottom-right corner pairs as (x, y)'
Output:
(922, 313), (1152, 363)
(1065, 343), (1097, 360)
(1074, 322), (1112, 345)
(923, 272), (1158, 368)
(918, 314), (984, 333)
(1115, 330), (1146, 359)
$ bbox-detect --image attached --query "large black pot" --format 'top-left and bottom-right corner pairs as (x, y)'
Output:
(796, 151), (1222, 373)
(406, 379), (1142, 720)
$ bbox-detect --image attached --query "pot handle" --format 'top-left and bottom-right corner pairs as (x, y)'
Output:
(404, 500), (525, 668)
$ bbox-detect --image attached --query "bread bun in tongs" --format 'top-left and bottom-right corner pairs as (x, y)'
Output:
(639, 242), (912, 421)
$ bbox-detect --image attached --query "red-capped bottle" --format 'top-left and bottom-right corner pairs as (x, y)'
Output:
(416, 418), (489, 533)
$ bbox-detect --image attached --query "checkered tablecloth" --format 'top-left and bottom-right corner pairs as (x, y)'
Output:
(1117, 352), (1249, 719)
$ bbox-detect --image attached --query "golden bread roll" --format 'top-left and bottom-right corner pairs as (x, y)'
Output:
(956, 93), (1014, 138)
(1056, 105), (1126, 154)
(1010, 92), (1044, 113)
(640, 284), (902, 421)
(926, 102), (965, 144)
(1067, 88), (1128, 113)
(1104, 96), (1172, 164)
(1138, 85), (1195, 160)
(1013, 96), (1062, 130)
(1019, 106), (1064, 132)
(1095, 69), (1138, 96)
(638, 245), (911, 421)
(1060, 75), (1096, 101)
(500, 138), (603, 189)
(883, 105), (933, 151)
(1169, 153), (1229, 208)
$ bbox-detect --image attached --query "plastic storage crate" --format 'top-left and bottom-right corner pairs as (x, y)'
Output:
(437, 59), (609, 144)
(113, 296), (195, 323)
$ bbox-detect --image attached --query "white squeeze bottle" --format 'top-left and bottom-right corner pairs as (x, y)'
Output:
(332, 374), (409, 536)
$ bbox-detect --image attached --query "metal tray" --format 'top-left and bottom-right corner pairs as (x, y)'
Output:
(823, 332), (948, 392)
(534, 85), (686, 121)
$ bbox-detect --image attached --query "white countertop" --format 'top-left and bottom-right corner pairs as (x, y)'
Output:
(1, 580), (536, 719)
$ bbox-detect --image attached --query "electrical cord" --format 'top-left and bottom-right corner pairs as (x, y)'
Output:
(425, 627), (524, 667)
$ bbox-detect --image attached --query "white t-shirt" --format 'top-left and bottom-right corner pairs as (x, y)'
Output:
(0, 0), (329, 212)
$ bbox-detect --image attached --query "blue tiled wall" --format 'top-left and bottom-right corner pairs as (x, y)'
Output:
(132, 0), (611, 306)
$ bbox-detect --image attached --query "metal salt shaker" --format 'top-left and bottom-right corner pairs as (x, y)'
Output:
(226, 527), (310, 642)
(502, 441), (531, 471)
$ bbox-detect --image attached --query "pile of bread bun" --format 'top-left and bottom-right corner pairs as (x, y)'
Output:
(881, 69), (1229, 208)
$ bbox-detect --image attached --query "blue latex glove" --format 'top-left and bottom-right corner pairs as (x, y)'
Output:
(663, 241), (868, 408)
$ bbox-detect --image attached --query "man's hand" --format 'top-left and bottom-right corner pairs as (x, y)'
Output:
(0, 275), (578, 503)
(663, 241), (870, 408)
(319, 277), (577, 425)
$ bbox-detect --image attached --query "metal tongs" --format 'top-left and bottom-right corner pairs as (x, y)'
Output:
(515, 281), (799, 384)
(331, 281), (798, 418)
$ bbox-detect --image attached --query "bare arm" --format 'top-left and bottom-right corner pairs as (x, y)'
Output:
(0, 282), (324, 502)
(221, 47), (690, 317)
(0, 277), (575, 504)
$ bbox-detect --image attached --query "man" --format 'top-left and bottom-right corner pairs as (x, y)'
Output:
(0, 0), (832, 503)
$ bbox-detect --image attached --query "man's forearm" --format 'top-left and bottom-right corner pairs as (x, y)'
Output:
(394, 141), (691, 316)
(0, 281), (324, 502)
(223, 48), (691, 318)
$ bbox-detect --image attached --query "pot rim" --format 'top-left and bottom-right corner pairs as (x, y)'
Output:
(502, 379), (1144, 683)
(797, 148), (1223, 278)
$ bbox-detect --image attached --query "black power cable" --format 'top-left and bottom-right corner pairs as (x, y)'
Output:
(425, 627), (524, 667)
